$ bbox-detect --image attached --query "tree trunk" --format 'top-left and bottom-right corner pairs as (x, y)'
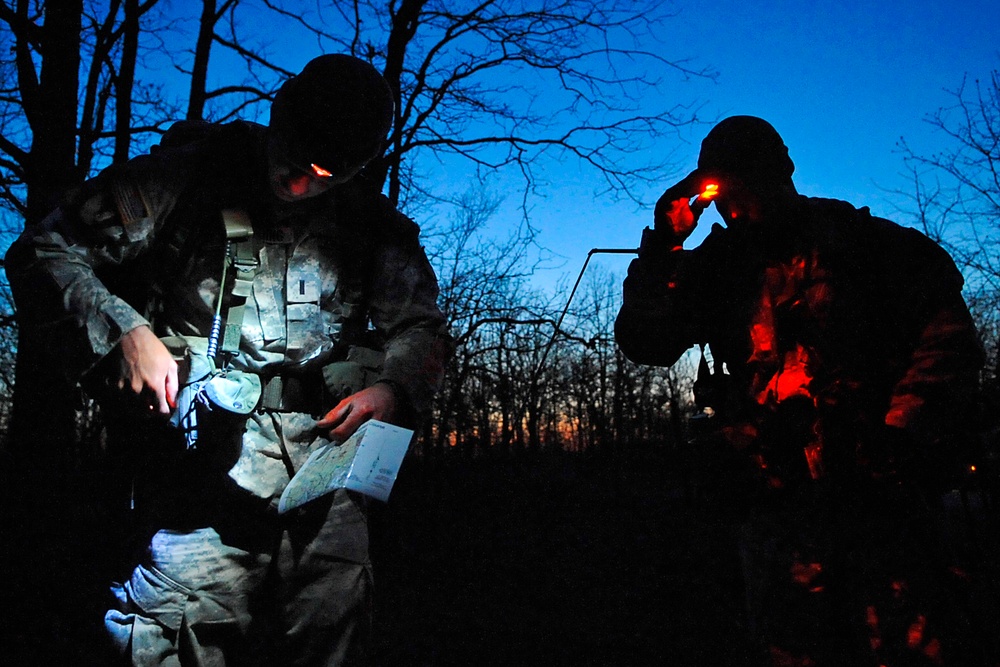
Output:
(10, 0), (83, 451)
(187, 0), (217, 121)
(4, 6), (99, 662)
(22, 0), (83, 225)
(114, 0), (140, 162)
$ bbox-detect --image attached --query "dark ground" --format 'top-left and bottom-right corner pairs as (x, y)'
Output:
(2, 446), (760, 666)
(6, 446), (998, 665)
(369, 448), (756, 666)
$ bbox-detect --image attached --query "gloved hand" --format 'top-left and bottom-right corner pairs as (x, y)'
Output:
(652, 170), (717, 245)
(628, 172), (713, 298)
(316, 382), (399, 443)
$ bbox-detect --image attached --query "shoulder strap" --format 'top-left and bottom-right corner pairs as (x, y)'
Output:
(206, 208), (259, 363)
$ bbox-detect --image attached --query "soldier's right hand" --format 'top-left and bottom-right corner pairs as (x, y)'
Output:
(652, 170), (712, 244)
(116, 325), (179, 415)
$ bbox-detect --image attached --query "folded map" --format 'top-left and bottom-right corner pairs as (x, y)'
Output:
(278, 420), (414, 512)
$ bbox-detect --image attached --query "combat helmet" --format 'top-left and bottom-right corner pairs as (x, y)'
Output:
(269, 54), (394, 182)
(698, 116), (795, 186)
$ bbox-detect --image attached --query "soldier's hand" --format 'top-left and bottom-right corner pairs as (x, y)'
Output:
(117, 325), (178, 415)
(317, 382), (399, 443)
(652, 170), (716, 244)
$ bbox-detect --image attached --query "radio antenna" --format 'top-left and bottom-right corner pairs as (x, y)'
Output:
(533, 247), (638, 378)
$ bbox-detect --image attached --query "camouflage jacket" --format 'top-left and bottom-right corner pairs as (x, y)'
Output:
(615, 196), (983, 485)
(7, 121), (452, 499)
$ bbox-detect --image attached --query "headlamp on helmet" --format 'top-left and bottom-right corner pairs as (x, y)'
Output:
(269, 54), (395, 182)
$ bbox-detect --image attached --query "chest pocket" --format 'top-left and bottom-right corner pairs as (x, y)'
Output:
(249, 231), (350, 360)
(251, 236), (289, 344)
(286, 237), (329, 354)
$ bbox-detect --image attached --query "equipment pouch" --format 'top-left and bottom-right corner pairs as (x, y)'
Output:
(162, 336), (261, 450)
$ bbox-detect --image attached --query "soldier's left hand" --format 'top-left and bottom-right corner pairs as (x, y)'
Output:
(316, 382), (399, 442)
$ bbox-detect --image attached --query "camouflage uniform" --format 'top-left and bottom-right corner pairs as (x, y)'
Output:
(7, 120), (451, 666)
(616, 196), (990, 665)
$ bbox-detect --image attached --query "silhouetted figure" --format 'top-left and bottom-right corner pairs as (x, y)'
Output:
(616, 116), (994, 666)
(6, 55), (451, 665)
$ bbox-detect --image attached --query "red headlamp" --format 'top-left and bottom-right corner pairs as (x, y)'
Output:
(698, 183), (720, 200)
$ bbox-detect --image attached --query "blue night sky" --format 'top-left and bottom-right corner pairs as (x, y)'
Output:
(10, 1), (995, 299)
(524, 0), (1000, 292)
(173, 0), (996, 296)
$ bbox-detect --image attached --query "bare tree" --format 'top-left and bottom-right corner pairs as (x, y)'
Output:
(0, 0), (288, 452)
(897, 64), (1000, 383)
(554, 264), (693, 452)
(259, 0), (712, 208)
(1, 0), (83, 224)
(180, 0), (292, 122)
(427, 184), (552, 452)
(2, 0), (714, 461)
(250, 0), (711, 455)
(1, 0), (90, 455)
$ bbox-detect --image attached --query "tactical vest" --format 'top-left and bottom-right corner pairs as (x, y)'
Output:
(142, 121), (388, 412)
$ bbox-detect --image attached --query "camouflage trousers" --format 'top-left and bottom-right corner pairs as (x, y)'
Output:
(737, 481), (993, 667)
(104, 487), (372, 667)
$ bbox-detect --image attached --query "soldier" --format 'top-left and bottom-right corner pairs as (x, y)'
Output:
(6, 54), (452, 665)
(616, 116), (992, 665)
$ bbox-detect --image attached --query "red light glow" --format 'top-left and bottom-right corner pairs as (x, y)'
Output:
(287, 174), (310, 197)
(311, 163), (334, 178)
(866, 605), (883, 651)
(803, 442), (824, 480)
(923, 638), (942, 663)
(790, 560), (823, 589)
(699, 183), (720, 200)
(906, 614), (926, 648)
